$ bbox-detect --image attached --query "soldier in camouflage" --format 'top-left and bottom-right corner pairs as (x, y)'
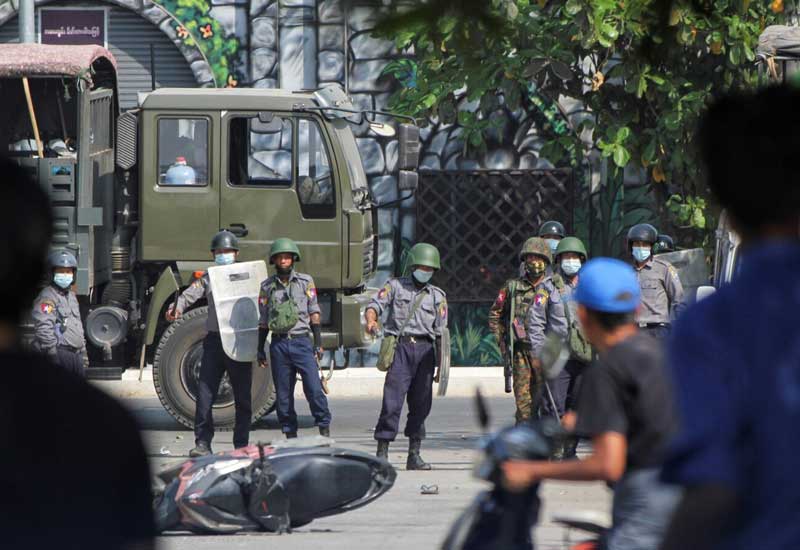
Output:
(488, 237), (552, 424)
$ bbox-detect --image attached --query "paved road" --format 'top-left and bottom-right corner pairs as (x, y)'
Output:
(109, 387), (610, 549)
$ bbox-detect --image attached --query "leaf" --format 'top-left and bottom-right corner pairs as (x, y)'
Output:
(550, 60), (574, 80)
(613, 146), (631, 167)
(523, 59), (549, 78)
(616, 126), (631, 143)
(652, 164), (666, 183)
(691, 207), (706, 229)
(565, 0), (582, 15)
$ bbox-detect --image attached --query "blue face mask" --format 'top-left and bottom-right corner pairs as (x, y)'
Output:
(546, 239), (560, 253)
(561, 259), (582, 276)
(53, 273), (73, 289)
(215, 252), (236, 266)
(632, 247), (651, 263)
(413, 269), (433, 284)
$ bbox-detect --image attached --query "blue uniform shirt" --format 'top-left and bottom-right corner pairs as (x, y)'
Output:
(662, 241), (800, 550)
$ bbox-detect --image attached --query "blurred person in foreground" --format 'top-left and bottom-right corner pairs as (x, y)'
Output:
(660, 86), (800, 550)
(503, 258), (680, 550)
(0, 156), (155, 549)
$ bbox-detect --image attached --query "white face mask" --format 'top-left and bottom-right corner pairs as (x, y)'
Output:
(561, 259), (582, 276)
(632, 246), (651, 263)
(413, 269), (433, 284)
(215, 252), (236, 266)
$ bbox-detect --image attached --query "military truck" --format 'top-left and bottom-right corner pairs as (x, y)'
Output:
(1, 43), (435, 429)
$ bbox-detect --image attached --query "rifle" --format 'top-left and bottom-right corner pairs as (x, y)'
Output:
(504, 282), (517, 394)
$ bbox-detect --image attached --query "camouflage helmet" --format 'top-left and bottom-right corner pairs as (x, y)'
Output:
(519, 237), (553, 264)
(269, 237), (301, 263)
(48, 249), (78, 269)
(210, 230), (239, 252)
(538, 220), (566, 239)
(555, 236), (588, 260)
(408, 243), (441, 270)
(653, 234), (675, 254)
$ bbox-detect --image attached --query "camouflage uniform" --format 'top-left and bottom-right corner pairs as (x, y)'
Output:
(488, 237), (552, 423)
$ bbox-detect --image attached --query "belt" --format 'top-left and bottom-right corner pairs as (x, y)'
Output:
(57, 344), (81, 353)
(398, 335), (433, 344)
(639, 322), (670, 329)
(272, 332), (309, 340)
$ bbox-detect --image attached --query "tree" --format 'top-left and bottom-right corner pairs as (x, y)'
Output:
(377, 0), (787, 244)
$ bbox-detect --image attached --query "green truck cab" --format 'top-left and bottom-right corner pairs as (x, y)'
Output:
(2, 44), (422, 428)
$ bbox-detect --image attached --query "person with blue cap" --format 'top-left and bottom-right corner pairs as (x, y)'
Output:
(501, 258), (680, 550)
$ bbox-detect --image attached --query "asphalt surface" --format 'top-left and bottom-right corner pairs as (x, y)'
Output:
(106, 385), (610, 550)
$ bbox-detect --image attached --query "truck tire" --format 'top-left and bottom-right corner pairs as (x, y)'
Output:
(153, 306), (276, 430)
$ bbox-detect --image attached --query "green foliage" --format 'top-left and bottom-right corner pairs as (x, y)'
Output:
(449, 304), (502, 366)
(154, 0), (243, 87)
(376, 0), (786, 244)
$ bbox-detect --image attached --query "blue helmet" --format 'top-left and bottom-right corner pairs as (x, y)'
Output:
(574, 258), (640, 313)
(48, 249), (78, 269)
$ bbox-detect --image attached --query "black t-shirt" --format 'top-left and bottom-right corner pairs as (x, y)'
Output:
(0, 349), (155, 549)
(574, 332), (675, 470)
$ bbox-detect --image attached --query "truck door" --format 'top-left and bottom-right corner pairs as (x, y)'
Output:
(139, 112), (220, 261)
(219, 112), (342, 289)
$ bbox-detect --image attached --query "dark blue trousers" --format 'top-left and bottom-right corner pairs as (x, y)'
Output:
(374, 340), (435, 441)
(195, 333), (253, 448)
(270, 336), (331, 434)
(542, 359), (586, 418)
(55, 347), (84, 378)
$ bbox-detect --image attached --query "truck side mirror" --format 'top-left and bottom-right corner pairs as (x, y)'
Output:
(696, 285), (716, 301)
(398, 124), (420, 170)
(398, 170), (418, 192)
(116, 110), (138, 170)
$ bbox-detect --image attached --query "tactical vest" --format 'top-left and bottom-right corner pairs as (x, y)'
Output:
(552, 274), (593, 363)
(508, 278), (537, 345)
(267, 280), (300, 333)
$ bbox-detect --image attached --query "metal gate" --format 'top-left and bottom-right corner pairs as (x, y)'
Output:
(416, 169), (575, 302)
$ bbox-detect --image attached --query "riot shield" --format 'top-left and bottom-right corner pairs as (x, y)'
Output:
(436, 327), (451, 397)
(208, 260), (269, 361)
(656, 248), (709, 304)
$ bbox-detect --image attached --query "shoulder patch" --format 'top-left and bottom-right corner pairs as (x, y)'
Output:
(39, 300), (56, 315)
(534, 289), (549, 308)
(306, 280), (317, 299)
(495, 289), (507, 304)
(377, 282), (392, 299)
(439, 300), (448, 320)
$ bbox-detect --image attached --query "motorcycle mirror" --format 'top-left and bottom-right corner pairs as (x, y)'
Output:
(475, 389), (490, 431)
(540, 333), (571, 381)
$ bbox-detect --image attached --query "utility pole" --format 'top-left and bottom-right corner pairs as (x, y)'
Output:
(18, 0), (36, 43)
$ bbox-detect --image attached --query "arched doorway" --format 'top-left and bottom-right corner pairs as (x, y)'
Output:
(0, 1), (204, 109)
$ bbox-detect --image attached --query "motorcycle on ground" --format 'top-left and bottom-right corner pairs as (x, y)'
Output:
(153, 437), (396, 534)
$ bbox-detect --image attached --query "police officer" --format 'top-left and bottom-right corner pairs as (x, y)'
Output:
(488, 237), (552, 424)
(538, 220), (566, 256)
(653, 234), (675, 255)
(31, 249), (86, 376)
(366, 243), (447, 470)
(257, 238), (331, 439)
(166, 230), (253, 457)
(526, 237), (592, 457)
(627, 223), (685, 339)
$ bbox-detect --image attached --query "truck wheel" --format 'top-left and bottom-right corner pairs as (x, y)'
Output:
(153, 306), (276, 430)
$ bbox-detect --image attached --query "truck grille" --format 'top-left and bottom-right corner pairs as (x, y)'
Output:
(362, 237), (375, 279)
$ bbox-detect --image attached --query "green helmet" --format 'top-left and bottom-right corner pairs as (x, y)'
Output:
(210, 230), (239, 252)
(555, 236), (588, 260)
(269, 237), (301, 263)
(519, 237), (552, 264)
(408, 243), (441, 270)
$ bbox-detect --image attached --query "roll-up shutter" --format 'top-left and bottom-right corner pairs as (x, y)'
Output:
(0, 3), (199, 110)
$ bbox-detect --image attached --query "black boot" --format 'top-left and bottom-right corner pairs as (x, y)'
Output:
(376, 439), (390, 459)
(406, 438), (431, 470)
(189, 440), (211, 457)
(562, 436), (579, 459)
(319, 425), (330, 437)
(285, 432), (297, 439)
